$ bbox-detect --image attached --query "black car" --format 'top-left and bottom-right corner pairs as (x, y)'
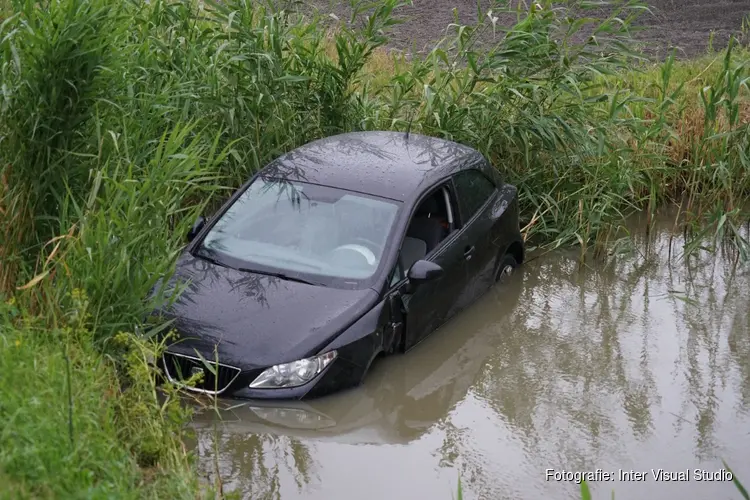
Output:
(155, 131), (524, 400)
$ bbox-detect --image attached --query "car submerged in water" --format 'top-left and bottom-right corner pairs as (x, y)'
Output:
(154, 131), (524, 400)
(187, 277), (524, 446)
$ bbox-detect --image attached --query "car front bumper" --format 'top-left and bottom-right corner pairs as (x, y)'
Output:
(159, 348), (365, 400)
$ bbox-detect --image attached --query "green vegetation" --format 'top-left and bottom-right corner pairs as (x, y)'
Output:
(0, 0), (748, 497)
(0, 297), (200, 499)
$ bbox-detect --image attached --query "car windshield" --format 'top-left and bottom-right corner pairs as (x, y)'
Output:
(199, 178), (401, 283)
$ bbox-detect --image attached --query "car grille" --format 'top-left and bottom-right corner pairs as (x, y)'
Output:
(162, 351), (241, 395)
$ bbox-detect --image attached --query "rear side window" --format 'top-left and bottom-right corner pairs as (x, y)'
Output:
(453, 170), (496, 222)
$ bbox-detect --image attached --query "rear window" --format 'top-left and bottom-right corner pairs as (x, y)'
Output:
(453, 170), (496, 221)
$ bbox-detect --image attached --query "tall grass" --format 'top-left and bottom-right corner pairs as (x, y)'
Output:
(0, 0), (749, 496)
(2, 0), (749, 301)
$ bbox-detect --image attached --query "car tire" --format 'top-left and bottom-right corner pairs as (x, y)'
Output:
(495, 253), (518, 283)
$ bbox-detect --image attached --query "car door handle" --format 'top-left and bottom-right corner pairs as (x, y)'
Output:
(464, 246), (475, 260)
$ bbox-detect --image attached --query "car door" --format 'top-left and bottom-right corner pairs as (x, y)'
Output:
(396, 184), (471, 351)
(451, 168), (501, 303)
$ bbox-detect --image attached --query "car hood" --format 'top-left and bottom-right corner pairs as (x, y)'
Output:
(154, 253), (379, 369)
(185, 308), (498, 445)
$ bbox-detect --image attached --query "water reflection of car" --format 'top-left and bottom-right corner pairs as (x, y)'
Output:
(153, 131), (524, 400)
(189, 280), (523, 445)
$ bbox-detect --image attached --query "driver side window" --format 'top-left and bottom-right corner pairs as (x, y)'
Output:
(394, 185), (456, 284)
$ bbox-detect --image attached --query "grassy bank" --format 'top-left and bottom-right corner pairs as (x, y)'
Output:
(0, 0), (749, 497)
(0, 296), (202, 499)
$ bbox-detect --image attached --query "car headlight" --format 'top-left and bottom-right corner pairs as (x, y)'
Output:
(248, 406), (337, 429)
(249, 350), (337, 389)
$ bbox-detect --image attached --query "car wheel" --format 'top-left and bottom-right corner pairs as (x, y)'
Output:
(495, 253), (518, 283)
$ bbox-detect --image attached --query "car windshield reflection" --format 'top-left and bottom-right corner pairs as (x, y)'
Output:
(199, 178), (401, 283)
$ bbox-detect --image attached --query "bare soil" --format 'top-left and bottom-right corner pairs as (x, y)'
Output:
(308, 0), (750, 59)
(638, 0), (749, 57)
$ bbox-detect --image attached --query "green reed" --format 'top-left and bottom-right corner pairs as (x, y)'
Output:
(2, 0), (749, 308)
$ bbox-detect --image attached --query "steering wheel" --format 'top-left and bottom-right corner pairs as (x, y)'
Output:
(350, 236), (382, 254)
(330, 244), (377, 267)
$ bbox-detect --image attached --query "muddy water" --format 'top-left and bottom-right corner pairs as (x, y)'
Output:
(186, 215), (750, 500)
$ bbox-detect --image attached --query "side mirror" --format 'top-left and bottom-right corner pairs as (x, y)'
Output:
(187, 216), (206, 242)
(406, 260), (444, 291)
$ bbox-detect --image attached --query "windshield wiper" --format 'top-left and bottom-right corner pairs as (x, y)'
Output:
(193, 249), (231, 269)
(238, 268), (321, 287)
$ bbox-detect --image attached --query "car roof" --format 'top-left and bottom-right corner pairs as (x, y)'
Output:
(259, 131), (486, 202)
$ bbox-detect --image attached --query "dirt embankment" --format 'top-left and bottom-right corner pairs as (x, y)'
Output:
(308, 0), (749, 59)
